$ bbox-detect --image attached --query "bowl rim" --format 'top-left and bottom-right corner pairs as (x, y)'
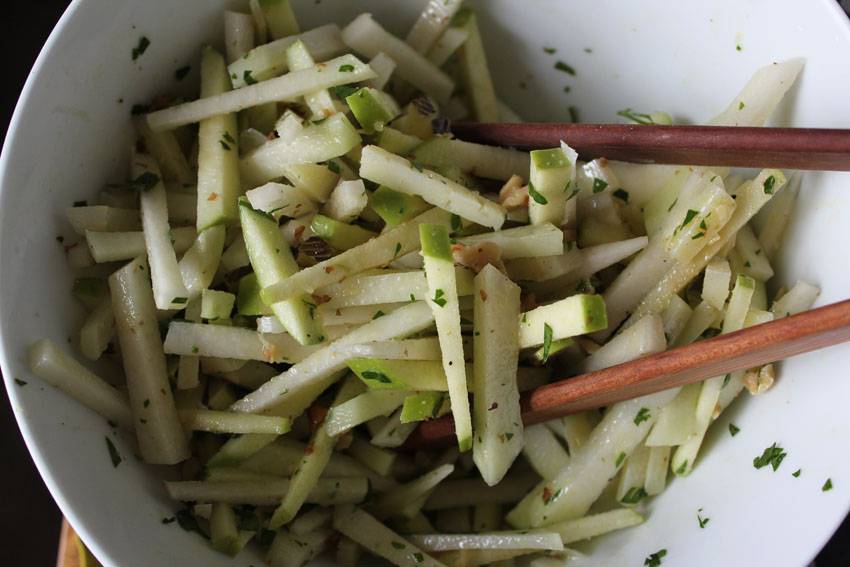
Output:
(2, 1), (850, 566)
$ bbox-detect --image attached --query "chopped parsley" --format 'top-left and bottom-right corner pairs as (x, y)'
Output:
(14, 378), (27, 387)
(162, 516), (176, 524)
(691, 232), (705, 240)
(394, 242), (402, 257)
(219, 140), (232, 151)
(620, 486), (648, 504)
(568, 106), (579, 123)
(592, 178), (608, 193)
(616, 108), (657, 125)
(728, 423), (740, 436)
(339, 64), (355, 72)
(675, 460), (688, 475)
(372, 310), (385, 320)
(131, 171), (160, 192)
(505, 432), (514, 440)
(763, 175), (776, 195)
(613, 188), (630, 202)
(823, 478), (834, 491)
(615, 451), (627, 468)
(451, 214), (462, 231)
(792, 469), (801, 478)
(143, 398), (150, 408)
(391, 541), (406, 550)
(361, 370), (392, 384)
(753, 442), (786, 471)
(644, 549), (667, 567)
(409, 293), (416, 302)
(527, 181), (548, 205)
(680, 209), (699, 228)
(326, 160), (341, 174)
(722, 373), (732, 388)
(413, 552), (424, 563)
(667, 198), (678, 212)
(697, 509), (710, 528)
(331, 85), (358, 99)
(132, 36), (150, 61)
(174, 65), (191, 81)
(738, 101), (746, 110)
(105, 436), (122, 467)
(554, 60), (576, 75)
(543, 47), (557, 54)
(243, 70), (258, 85)
(191, 346), (199, 354)
(634, 407), (651, 425)
(432, 289), (447, 308)
(541, 323), (554, 363)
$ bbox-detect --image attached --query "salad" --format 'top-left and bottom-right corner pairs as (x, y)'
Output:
(27, 0), (820, 565)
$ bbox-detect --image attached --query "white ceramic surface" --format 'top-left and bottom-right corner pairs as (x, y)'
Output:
(2, 1), (850, 565)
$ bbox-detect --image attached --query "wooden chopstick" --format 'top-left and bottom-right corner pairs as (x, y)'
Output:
(405, 298), (850, 449)
(449, 123), (850, 171)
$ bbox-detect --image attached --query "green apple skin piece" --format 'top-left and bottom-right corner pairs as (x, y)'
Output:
(518, 294), (608, 349)
(197, 47), (240, 231)
(370, 186), (431, 228)
(348, 358), (447, 391)
(532, 338), (574, 364)
(377, 127), (422, 156)
(310, 214), (377, 251)
(528, 147), (574, 226)
(345, 87), (401, 134)
(420, 223), (472, 452)
(239, 199), (326, 345)
(259, 0), (300, 39)
(400, 391), (446, 423)
(236, 273), (273, 316)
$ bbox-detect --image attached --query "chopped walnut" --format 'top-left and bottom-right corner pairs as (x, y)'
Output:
(451, 241), (505, 274)
(297, 236), (334, 267)
(499, 175), (529, 210)
(744, 364), (776, 395)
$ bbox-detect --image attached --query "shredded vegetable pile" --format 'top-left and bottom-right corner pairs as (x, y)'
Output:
(29, 0), (820, 565)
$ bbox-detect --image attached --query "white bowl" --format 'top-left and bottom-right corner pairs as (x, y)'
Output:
(3, 0), (850, 565)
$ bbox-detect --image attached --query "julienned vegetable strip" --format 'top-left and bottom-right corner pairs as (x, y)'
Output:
(472, 265), (523, 485)
(196, 46), (240, 230)
(333, 505), (445, 567)
(109, 257), (189, 464)
(421, 224), (473, 452)
(342, 13), (454, 103)
(147, 54), (376, 131)
(135, 154), (190, 310)
(360, 145), (506, 230)
(165, 478), (368, 506)
(260, 208), (450, 304)
(28, 339), (133, 430)
(230, 302), (436, 414)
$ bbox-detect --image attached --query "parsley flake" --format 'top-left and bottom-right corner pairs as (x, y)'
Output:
(634, 407), (651, 425)
(132, 36), (150, 61)
(763, 175), (776, 195)
(372, 310), (385, 320)
(697, 510), (710, 528)
(620, 486), (648, 504)
(243, 70), (257, 85)
(753, 443), (786, 471)
(391, 541), (406, 550)
(729, 423), (740, 436)
(615, 451), (627, 468)
(543, 47), (557, 54)
(823, 478), (834, 491)
(554, 60), (576, 75)
(541, 323), (554, 363)
(613, 188), (630, 202)
(680, 209), (699, 228)
(105, 436), (122, 467)
(432, 289), (447, 308)
(592, 178), (608, 193)
(339, 64), (355, 72)
(451, 214), (462, 231)
(14, 378), (27, 387)
(792, 469), (801, 478)
(527, 181), (548, 205)
(644, 549), (667, 567)
(326, 160), (341, 174)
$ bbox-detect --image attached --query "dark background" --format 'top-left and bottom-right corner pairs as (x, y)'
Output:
(1, 1), (848, 565)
